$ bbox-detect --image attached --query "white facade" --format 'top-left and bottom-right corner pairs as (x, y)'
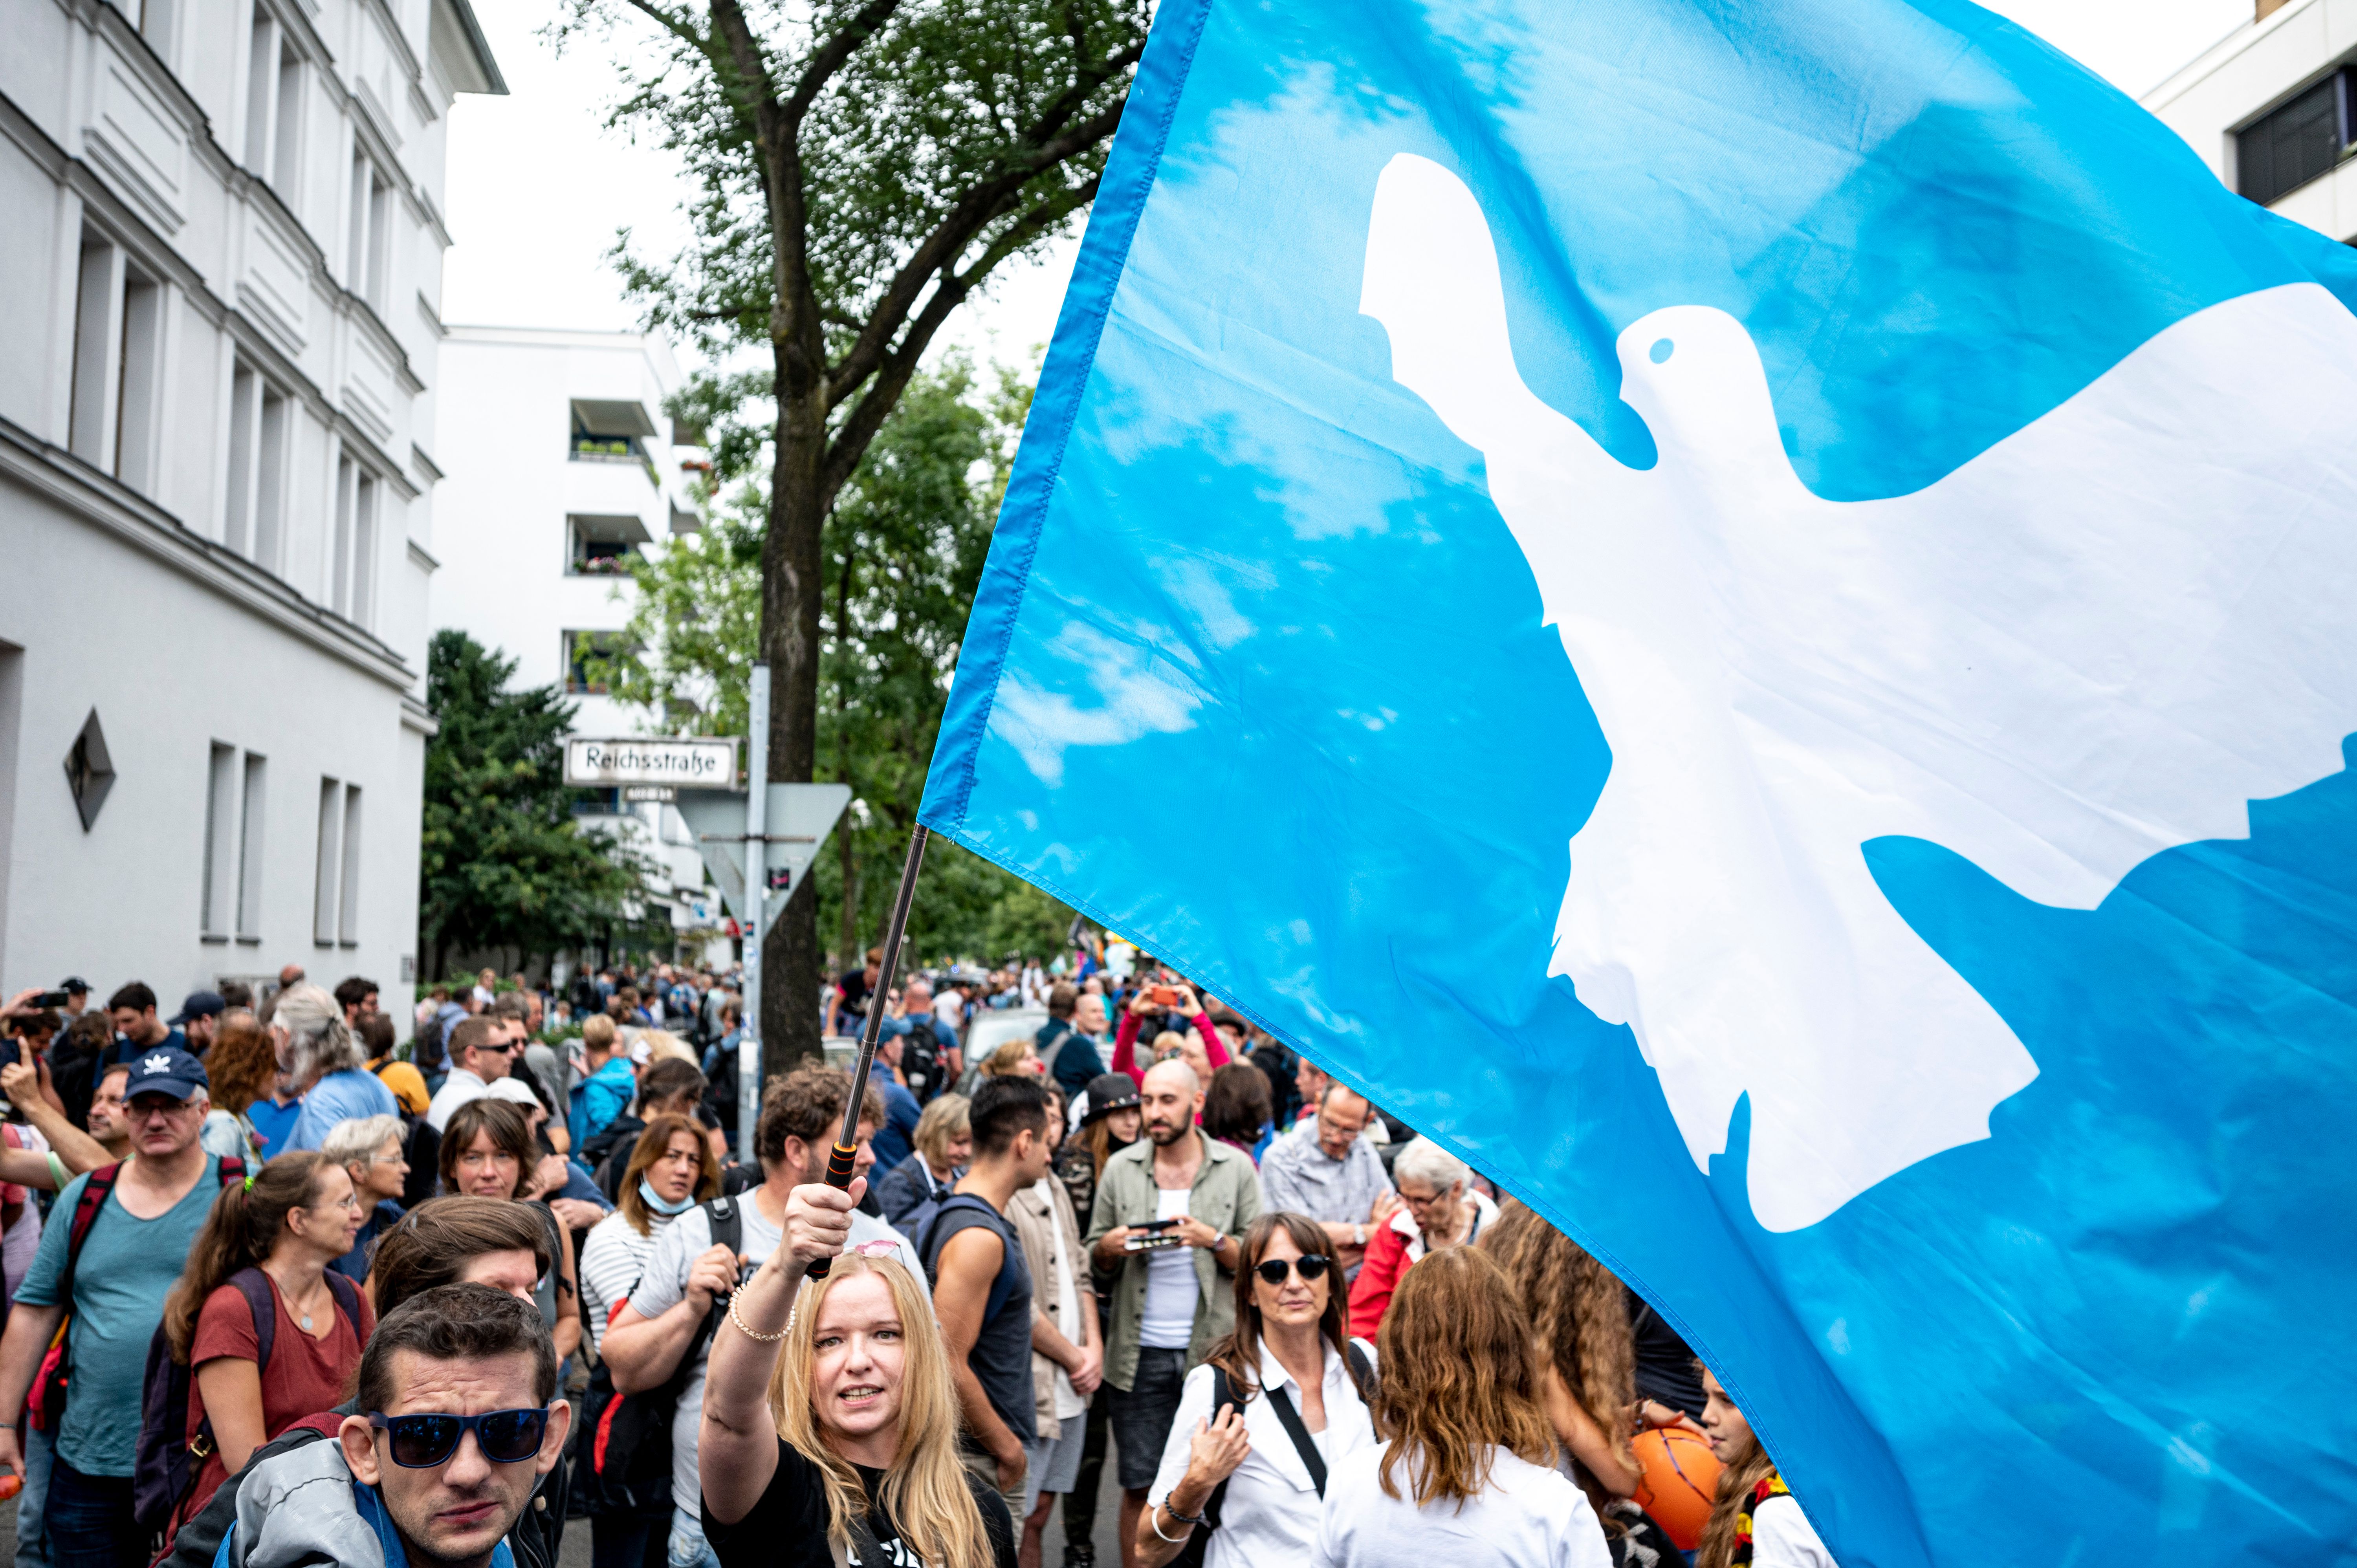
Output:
(431, 325), (717, 941)
(2146, 0), (2357, 239)
(0, 0), (499, 997)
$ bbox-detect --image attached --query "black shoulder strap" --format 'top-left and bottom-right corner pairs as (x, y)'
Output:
(1265, 1382), (1329, 1498)
(1345, 1340), (1376, 1409)
(322, 1269), (363, 1328)
(1200, 1365), (1233, 1535)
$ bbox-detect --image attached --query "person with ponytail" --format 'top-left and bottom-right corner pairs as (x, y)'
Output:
(1693, 1368), (1835, 1568)
(271, 984), (398, 1152)
(1315, 1244), (1610, 1568)
(159, 1150), (374, 1537)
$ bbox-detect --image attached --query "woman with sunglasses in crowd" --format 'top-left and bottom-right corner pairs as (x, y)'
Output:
(700, 1171), (1015, 1568)
(154, 1150), (374, 1548)
(1136, 1211), (1380, 1568)
(440, 1096), (582, 1364)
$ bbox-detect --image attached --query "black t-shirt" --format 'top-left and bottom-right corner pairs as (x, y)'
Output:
(1628, 1286), (1709, 1419)
(839, 969), (875, 1018)
(705, 1439), (1016, 1568)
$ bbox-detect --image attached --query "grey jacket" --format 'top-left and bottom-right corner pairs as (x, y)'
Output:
(218, 1440), (383, 1568)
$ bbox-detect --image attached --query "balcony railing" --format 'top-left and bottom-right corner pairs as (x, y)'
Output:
(570, 435), (659, 487)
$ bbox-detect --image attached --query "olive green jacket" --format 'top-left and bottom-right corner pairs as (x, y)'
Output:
(1083, 1130), (1262, 1390)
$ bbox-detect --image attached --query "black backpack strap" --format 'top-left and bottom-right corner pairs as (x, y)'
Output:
(321, 1269), (363, 1329)
(1264, 1381), (1328, 1497)
(1344, 1339), (1377, 1422)
(691, 1197), (743, 1352)
(1201, 1364), (1233, 1533)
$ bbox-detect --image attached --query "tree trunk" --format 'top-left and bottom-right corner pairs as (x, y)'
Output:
(758, 350), (828, 1072)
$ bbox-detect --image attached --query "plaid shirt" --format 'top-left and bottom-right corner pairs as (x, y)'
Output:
(1257, 1119), (1395, 1231)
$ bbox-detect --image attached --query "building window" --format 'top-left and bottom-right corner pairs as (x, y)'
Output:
(224, 360), (288, 570)
(314, 777), (361, 947)
(564, 630), (629, 694)
(238, 753), (267, 939)
(244, 6), (302, 193)
(337, 784), (362, 945)
(68, 229), (163, 490)
(346, 151), (390, 308)
(332, 455), (378, 625)
(567, 513), (648, 575)
(2238, 71), (2352, 207)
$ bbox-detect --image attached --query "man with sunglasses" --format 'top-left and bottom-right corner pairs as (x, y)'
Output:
(428, 1016), (520, 1134)
(205, 1284), (568, 1568)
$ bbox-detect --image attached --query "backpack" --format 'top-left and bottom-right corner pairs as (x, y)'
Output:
(132, 1262), (361, 1533)
(27, 1158), (245, 1436)
(1170, 1342), (1376, 1568)
(909, 1193), (1019, 1321)
(577, 1196), (743, 1516)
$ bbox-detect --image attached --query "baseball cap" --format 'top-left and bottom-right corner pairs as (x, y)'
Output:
(169, 990), (226, 1026)
(58, 978), (88, 995)
(126, 1045), (209, 1103)
(485, 1077), (543, 1110)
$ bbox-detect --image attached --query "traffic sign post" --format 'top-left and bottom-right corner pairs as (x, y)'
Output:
(739, 666), (768, 1165)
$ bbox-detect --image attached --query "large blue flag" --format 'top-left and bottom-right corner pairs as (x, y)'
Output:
(918, 2), (2357, 1562)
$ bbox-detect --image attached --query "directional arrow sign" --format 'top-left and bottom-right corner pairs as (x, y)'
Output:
(674, 783), (854, 924)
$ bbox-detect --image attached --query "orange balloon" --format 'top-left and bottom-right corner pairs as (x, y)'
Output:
(1631, 1426), (1721, 1551)
(0, 1472), (20, 1500)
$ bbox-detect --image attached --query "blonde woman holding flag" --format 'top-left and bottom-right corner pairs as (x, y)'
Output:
(700, 1171), (1016, 1568)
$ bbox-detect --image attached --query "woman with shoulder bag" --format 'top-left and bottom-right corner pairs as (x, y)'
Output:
(1137, 1211), (1380, 1568)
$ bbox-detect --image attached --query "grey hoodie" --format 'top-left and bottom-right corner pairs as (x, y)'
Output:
(219, 1440), (384, 1568)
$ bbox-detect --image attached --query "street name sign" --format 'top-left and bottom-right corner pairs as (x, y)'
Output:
(563, 737), (739, 789)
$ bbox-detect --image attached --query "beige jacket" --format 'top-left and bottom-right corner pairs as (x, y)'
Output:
(1007, 1174), (1089, 1440)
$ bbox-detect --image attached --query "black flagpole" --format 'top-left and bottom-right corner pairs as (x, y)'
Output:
(809, 823), (929, 1279)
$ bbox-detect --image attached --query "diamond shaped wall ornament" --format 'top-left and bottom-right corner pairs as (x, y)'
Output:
(64, 708), (114, 831)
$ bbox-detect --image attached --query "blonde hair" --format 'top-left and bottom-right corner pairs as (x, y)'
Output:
(981, 1039), (1035, 1077)
(1482, 1200), (1636, 1480)
(582, 1013), (618, 1052)
(1695, 1420), (1778, 1568)
(912, 1094), (970, 1165)
(639, 1030), (695, 1066)
(766, 1255), (992, 1568)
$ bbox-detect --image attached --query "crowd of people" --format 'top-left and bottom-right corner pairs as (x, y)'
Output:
(0, 954), (1836, 1568)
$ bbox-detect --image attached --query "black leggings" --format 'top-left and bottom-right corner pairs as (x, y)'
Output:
(1063, 1381), (1113, 1553)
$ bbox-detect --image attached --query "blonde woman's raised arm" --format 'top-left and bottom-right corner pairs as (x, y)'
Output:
(700, 1176), (862, 1525)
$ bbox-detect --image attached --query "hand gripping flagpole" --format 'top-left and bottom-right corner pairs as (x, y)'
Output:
(807, 823), (929, 1280)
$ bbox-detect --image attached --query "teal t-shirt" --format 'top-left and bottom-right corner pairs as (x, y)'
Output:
(15, 1159), (222, 1475)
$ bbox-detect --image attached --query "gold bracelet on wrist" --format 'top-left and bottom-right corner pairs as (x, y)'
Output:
(726, 1284), (788, 1343)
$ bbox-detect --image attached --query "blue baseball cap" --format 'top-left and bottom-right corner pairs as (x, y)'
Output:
(125, 1045), (209, 1103)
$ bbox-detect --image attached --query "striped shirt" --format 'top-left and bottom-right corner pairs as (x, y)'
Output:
(579, 1209), (670, 1354)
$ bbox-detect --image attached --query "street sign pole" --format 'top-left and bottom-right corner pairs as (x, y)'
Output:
(738, 663), (769, 1164)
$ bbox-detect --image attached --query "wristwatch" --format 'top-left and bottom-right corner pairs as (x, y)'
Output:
(1353, 1224), (1367, 1247)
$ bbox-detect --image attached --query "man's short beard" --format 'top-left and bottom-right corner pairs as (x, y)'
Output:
(1146, 1118), (1188, 1147)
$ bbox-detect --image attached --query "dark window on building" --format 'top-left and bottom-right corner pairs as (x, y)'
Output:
(2239, 71), (2350, 206)
(565, 629), (628, 694)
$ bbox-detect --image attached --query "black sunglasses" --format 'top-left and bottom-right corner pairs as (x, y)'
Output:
(1253, 1254), (1332, 1286)
(368, 1408), (551, 1469)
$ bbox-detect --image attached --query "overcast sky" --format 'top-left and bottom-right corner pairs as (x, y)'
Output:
(438, 0), (2255, 368)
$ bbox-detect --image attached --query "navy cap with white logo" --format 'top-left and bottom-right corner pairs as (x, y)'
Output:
(127, 1045), (209, 1103)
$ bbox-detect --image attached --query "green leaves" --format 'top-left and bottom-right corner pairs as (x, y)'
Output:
(418, 631), (656, 970)
(601, 359), (1071, 961)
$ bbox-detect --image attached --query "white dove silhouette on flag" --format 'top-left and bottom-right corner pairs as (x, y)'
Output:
(1360, 152), (2357, 1230)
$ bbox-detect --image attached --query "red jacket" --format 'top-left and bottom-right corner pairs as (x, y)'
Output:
(1347, 1217), (1415, 1340)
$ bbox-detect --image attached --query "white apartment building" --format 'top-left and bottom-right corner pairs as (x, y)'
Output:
(2146, 0), (2357, 239)
(432, 324), (719, 951)
(0, 0), (499, 998)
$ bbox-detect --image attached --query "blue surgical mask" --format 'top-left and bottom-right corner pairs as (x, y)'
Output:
(638, 1177), (695, 1216)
